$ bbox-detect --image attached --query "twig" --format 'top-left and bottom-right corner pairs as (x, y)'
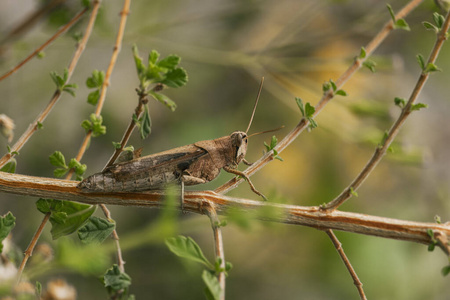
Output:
(103, 91), (147, 168)
(13, 2), (102, 282)
(214, 0), (424, 196)
(204, 203), (226, 300)
(323, 8), (450, 211)
(1, 172), (449, 255)
(15, 212), (51, 284)
(0, 0), (66, 47)
(0, 7), (88, 82)
(325, 229), (366, 300)
(71, 0), (132, 274)
(0, 5), (96, 169)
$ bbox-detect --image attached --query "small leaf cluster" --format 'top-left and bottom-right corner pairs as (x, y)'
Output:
(322, 79), (347, 97)
(81, 114), (106, 137)
(85, 70), (105, 105)
(387, 4), (410, 31)
(50, 68), (78, 96)
(49, 151), (86, 180)
(132, 45), (188, 140)
(358, 47), (377, 72)
(0, 212), (16, 253)
(165, 235), (232, 300)
(132, 45), (187, 111)
(264, 135), (283, 161)
(416, 54), (442, 74)
(426, 227), (450, 277)
(423, 12), (447, 35)
(394, 97), (428, 112)
(295, 97), (318, 130)
(102, 265), (134, 299)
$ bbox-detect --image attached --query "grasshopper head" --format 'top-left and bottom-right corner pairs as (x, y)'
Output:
(230, 131), (248, 165)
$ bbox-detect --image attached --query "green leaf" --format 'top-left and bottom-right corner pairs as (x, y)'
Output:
(410, 103), (428, 111)
(82, 114), (106, 137)
(394, 97), (406, 108)
(139, 105), (152, 139)
(104, 264), (132, 291)
(161, 67), (188, 88)
(0, 158), (16, 173)
(0, 212), (16, 253)
(424, 63), (442, 73)
(433, 12), (444, 29)
(112, 141), (122, 150)
(69, 158), (86, 177)
(416, 54), (426, 71)
(386, 4), (396, 22)
(157, 55), (181, 69)
(335, 89), (347, 96)
(363, 59), (377, 72)
(304, 102), (315, 118)
(36, 199), (96, 239)
(322, 81), (331, 93)
(442, 265), (450, 277)
(50, 71), (64, 88)
(394, 19), (410, 31)
(148, 91), (177, 111)
(350, 187), (358, 197)
(165, 235), (214, 269)
(132, 44), (146, 78)
(63, 86), (77, 97)
(329, 79), (337, 92)
(295, 97), (305, 116)
(86, 70), (104, 88)
(202, 270), (221, 300)
(148, 50), (160, 65)
(54, 167), (68, 178)
(308, 118), (318, 129)
(422, 21), (439, 33)
(49, 151), (67, 168)
(78, 216), (116, 245)
(87, 90), (100, 106)
(358, 47), (366, 59)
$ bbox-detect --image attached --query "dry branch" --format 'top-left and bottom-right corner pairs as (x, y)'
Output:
(1, 171), (449, 255)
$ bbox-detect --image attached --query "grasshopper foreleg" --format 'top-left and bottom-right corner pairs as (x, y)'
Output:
(223, 166), (267, 201)
(242, 159), (253, 166)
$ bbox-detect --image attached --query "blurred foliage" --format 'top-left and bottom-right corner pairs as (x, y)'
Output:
(0, 0), (450, 299)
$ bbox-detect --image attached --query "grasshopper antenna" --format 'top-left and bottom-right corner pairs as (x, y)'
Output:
(247, 125), (285, 138)
(245, 77), (264, 134)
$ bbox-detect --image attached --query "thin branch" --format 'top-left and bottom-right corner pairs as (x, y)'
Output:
(13, 1), (102, 282)
(325, 229), (366, 300)
(1, 172), (449, 255)
(323, 8), (450, 211)
(0, 7), (88, 82)
(0, 4), (96, 168)
(204, 203), (226, 300)
(0, 0), (66, 47)
(70, 0), (132, 274)
(103, 91), (148, 168)
(15, 212), (51, 284)
(214, 0), (424, 196)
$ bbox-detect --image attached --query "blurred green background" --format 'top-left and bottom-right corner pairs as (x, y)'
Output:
(0, 0), (449, 299)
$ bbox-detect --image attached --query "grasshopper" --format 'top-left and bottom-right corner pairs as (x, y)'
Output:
(78, 80), (268, 202)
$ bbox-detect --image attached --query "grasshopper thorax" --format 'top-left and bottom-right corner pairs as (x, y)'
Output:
(230, 131), (248, 165)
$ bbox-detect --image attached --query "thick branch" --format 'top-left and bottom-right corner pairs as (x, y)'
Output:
(0, 171), (448, 254)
